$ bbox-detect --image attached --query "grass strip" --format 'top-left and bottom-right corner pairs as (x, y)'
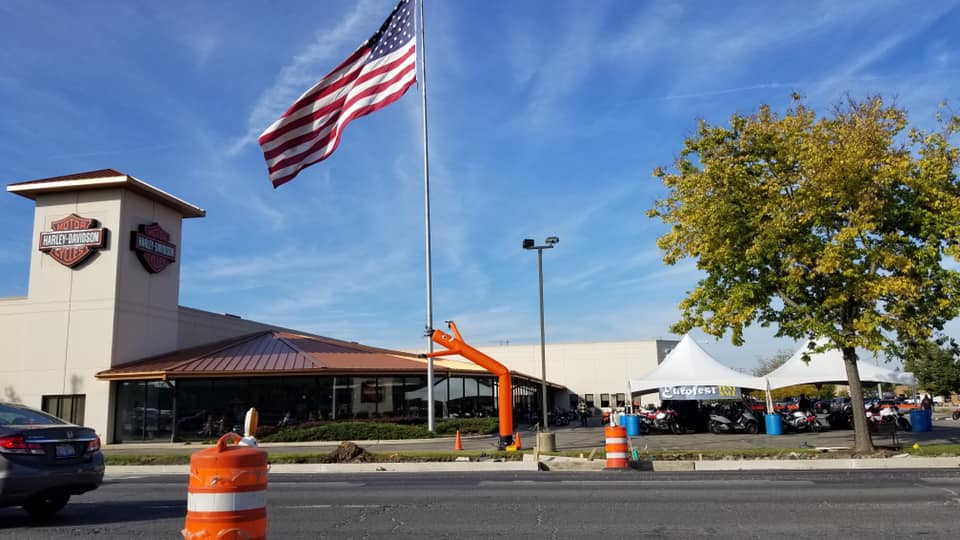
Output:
(904, 444), (960, 456)
(105, 454), (192, 466)
(105, 450), (527, 466)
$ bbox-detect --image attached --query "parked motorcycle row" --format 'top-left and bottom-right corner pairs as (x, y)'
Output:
(614, 399), (924, 435)
(827, 403), (912, 431)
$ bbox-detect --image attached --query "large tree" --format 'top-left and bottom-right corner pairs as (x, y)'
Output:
(650, 95), (960, 452)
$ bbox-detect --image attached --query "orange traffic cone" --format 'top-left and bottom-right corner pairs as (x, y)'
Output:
(514, 432), (522, 450)
(454, 430), (463, 451)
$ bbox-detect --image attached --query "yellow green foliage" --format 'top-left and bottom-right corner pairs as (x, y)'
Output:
(650, 95), (960, 352)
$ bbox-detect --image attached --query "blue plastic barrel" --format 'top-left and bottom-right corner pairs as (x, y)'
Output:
(623, 415), (641, 436)
(910, 410), (930, 432)
(765, 413), (783, 435)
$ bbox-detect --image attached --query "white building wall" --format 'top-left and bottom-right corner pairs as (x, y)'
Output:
(476, 340), (677, 410)
(176, 306), (300, 349)
(111, 189), (183, 365)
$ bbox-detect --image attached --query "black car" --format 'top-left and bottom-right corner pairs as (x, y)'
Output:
(0, 402), (105, 517)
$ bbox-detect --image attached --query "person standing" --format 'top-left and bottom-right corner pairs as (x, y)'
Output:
(921, 394), (934, 427)
(798, 394), (812, 413)
(577, 400), (589, 427)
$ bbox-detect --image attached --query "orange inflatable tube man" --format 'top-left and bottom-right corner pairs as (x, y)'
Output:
(425, 321), (514, 449)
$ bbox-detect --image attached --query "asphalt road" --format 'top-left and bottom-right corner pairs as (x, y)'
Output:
(2, 469), (959, 539)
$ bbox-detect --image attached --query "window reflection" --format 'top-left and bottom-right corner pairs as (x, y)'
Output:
(113, 372), (551, 441)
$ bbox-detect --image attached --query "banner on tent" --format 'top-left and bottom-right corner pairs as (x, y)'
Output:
(659, 385), (740, 400)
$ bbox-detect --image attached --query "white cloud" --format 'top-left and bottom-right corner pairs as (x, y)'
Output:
(229, 0), (381, 155)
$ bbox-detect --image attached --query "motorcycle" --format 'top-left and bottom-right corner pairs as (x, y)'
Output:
(708, 405), (760, 434)
(780, 409), (822, 432)
(866, 406), (911, 431)
(639, 408), (684, 434)
(536, 410), (570, 427)
(826, 405), (854, 430)
(952, 404), (960, 421)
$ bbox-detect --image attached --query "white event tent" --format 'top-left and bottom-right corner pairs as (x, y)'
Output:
(628, 334), (766, 395)
(765, 340), (916, 389)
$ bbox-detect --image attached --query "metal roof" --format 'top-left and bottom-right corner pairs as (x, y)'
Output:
(96, 330), (487, 380)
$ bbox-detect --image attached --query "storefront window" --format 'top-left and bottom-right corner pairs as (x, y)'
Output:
(404, 376), (428, 417)
(433, 375), (449, 418)
(41, 394), (85, 425)
(332, 377), (355, 420)
(114, 381), (174, 442)
(315, 377), (334, 421)
(378, 376), (405, 418)
(477, 377), (495, 417)
(114, 372), (519, 442)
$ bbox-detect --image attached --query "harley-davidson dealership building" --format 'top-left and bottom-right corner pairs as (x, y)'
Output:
(0, 169), (572, 443)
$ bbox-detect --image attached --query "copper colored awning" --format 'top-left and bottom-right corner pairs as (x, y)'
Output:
(96, 330), (487, 381)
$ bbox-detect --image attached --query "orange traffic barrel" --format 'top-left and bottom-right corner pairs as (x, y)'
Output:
(183, 433), (268, 539)
(604, 426), (628, 469)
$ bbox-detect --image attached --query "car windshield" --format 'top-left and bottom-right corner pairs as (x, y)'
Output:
(0, 403), (67, 426)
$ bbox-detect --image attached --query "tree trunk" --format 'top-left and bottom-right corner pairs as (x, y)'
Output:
(842, 347), (875, 453)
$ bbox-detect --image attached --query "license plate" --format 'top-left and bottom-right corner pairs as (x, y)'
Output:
(55, 444), (76, 458)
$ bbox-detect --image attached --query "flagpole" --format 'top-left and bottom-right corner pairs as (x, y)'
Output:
(417, 0), (436, 433)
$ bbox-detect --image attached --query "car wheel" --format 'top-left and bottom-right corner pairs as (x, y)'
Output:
(23, 493), (70, 518)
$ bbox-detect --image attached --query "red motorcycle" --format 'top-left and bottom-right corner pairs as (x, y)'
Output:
(952, 404), (960, 421)
(639, 408), (684, 434)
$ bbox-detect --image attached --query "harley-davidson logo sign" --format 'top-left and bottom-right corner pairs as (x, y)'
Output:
(130, 223), (176, 273)
(38, 214), (107, 268)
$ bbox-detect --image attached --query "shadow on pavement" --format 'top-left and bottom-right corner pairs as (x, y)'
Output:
(0, 499), (185, 529)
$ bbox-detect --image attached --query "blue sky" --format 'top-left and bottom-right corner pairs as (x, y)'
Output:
(2, 1), (959, 371)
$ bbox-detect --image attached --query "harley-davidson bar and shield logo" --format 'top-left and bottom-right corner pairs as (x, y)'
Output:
(38, 214), (107, 268)
(130, 223), (176, 273)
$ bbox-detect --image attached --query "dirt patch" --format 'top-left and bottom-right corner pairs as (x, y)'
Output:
(329, 441), (372, 463)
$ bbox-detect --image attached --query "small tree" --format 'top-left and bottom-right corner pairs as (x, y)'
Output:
(751, 349), (792, 377)
(903, 338), (960, 398)
(650, 95), (960, 452)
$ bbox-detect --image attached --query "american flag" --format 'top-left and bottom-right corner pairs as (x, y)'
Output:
(259, 0), (417, 188)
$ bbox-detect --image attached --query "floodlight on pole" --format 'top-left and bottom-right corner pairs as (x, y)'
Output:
(522, 236), (558, 438)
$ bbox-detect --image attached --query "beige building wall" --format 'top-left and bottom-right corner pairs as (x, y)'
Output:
(176, 306), (284, 350)
(1, 175), (203, 442)
(476, 340), (676, 410)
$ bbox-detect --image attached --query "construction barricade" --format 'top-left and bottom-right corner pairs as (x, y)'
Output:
(604, 425), (628, 469)
(183, 410), (267, 540)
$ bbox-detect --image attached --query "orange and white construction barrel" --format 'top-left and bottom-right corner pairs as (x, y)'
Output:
(604, 425), (629, 469)
(182, 432), (268, 540)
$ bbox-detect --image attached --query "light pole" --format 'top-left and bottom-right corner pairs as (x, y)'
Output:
(523, 236), (558, 449)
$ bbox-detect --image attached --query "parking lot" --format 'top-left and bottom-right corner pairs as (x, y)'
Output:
(551, 413), (960, 452)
